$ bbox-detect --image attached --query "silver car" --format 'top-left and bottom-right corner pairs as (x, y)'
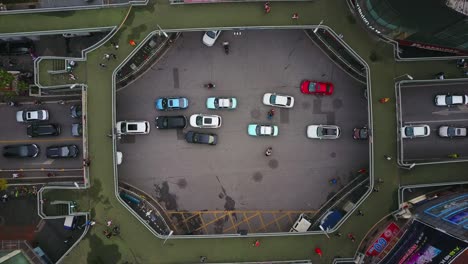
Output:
(401, 125), (430, 138)
(16, 110), (49, 122)
(438, 126), (467, 138)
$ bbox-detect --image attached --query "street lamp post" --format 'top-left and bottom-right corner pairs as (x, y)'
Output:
(163, 230), (173, 245)
(156, 24), (169, 38)
(393, 74), (413, 80)
(313, 20), (324, 34)
(319, 225), (330, 239)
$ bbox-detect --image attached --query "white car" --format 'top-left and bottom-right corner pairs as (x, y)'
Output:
(206, 97), (237, 110)
(190, 114), (222, 128)
(116, 121), (150, 135)
(202, 30), (221, 47)
(16, 110), (49, 122)
(435, 94), (468, 106)
(401, 125), (430, 138)
(307, 125), (341, 139)
(248, 124), (279, 137)
(438, 126), (467, 138)
(262, 93), (295, 108)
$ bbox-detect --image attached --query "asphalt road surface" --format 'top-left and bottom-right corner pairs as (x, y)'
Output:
(400, 81), (468, 162)
(116, 30), (369, 211)
(0, 101), (83, 170)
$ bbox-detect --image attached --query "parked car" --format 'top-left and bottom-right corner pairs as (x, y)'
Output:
(300, 80), (334, 95)
(16, 109), (49, 122)
(401, 125), (430, 138)
(185, 131), (218, 145)
(202, 30), (221, 47)
(307, 125), (341, 139)
(62, 32), (92, 38)
(247, 124), (279, 137)
(206, 97), (237, 109)
(116, 121), (150, 135)
(155, 116), (187, 129)
(27, 123), (61, 137)
(72, 123), (82, 137)
(438, 126), (467, 138)
(262, 93), (294, 108)
(435, 94), (468, 106)
(70, 105), (82, 118)
(3, 144), (39, 158)
(46, 145), (79, 158)
(189, 114), (222, 128)
(155, 97), (188, 111)
(353, 127), (369, 140)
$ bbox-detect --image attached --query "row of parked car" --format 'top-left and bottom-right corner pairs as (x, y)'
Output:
(2, 144), (79, 158)
(14, 105), (82, 137)
(401, 94), (468, 139)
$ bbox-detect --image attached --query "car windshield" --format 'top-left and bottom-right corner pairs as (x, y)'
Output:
(308, 82), (317, 92)
(360, 129), (368, 138)
(18, 146), (28, 156)
(326, 84), (332, 92)
(161, 98), (168, 108)
(196, 116), (203, 125)
(206, 31), (217, 38)
(60, 147), (70, 156)
(405, 127), (414, 136)
(447, 127), (457, 136)
(213, 98), (219, 107)
(269, 95), (277, 104)
(446, 96), (453, 105)
(120, 123), (127, 133)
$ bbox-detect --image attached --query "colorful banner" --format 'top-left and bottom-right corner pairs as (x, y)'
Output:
(366, 222), (400, 256)
(381, 220), (467, 264)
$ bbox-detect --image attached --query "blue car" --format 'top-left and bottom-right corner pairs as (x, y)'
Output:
(248, 124), (279, 137)
(206, 97), (237, 110)
(155, 97), (188, 111)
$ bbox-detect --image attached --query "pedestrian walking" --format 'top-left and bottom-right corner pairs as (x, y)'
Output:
(384, 155), (392, 160)
(335, 232), (342, 237)
(253, 240), (261, 247)
(292, 13), (299, 20)
(357, 210), (364, 216)
(199, 256), (207, 263)
(377, 178), (384, 183)
(129, 40), (136, 46)
(107, 220), (112, 227)
(264, 2), (271, 14)
(379, 97), (390, 103)
(111, 42), (119, 50)
(358, 168), (367, 174)
(265, 147), (273, 156)
(373, 187), (380, 192)
(69, 73), (76, 81)
(103, 54), (110, 60)
(83, 159), (91, 167)
(2, 194), (8, 203)
(338, 34), (344, 39)
(99, 63), (107, 68)
(347, 233), (356, 242)
(12, 173), (21, 178)
(111, 53), (117, 60)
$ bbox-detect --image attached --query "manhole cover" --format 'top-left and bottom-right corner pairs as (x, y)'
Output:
(252, 172), (263, 182)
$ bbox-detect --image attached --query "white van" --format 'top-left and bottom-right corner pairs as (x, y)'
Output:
(290, 213), (311, 232)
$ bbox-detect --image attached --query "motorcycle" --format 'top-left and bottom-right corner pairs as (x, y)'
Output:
(204, 83), (215, 89)
(222, 41), (229, 55)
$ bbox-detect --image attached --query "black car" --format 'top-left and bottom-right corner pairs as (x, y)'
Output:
(353, 127), (369, 140)
(3, 144), (39, 158)
(27, 123), (61, 137)
(185, 131), (217, 145)
(155, 116), (187, 129)
(46, 145), (79, 158)
(71, 105), (82, 118)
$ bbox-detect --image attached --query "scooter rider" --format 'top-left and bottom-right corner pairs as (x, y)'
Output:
(222, 41), (230, 54)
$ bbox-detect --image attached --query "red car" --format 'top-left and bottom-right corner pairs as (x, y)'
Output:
(300, 80), (334, 95)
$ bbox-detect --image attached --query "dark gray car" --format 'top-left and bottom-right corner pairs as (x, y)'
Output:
(185, 131), (217, 145)
(3, 144), (40, 158)
(155, 116), (187, 129)
(46, 145), (79, 158)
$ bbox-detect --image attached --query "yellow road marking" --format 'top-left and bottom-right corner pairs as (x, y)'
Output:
(0, 138), (81, 144)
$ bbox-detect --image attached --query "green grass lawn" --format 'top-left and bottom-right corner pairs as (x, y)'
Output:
(19, 0), (468, 263)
